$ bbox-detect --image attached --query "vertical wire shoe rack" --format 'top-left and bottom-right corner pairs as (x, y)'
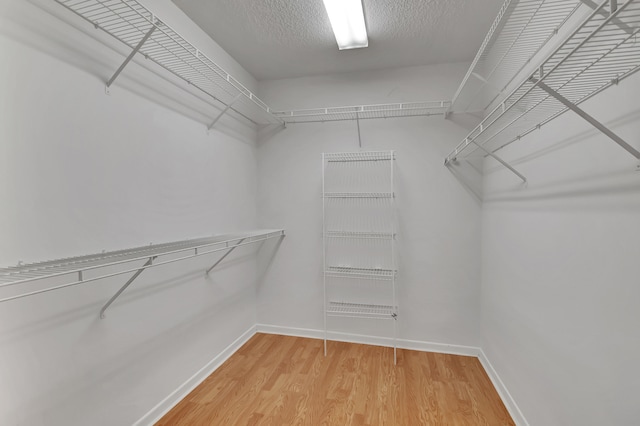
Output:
(322, 151), (398, 364)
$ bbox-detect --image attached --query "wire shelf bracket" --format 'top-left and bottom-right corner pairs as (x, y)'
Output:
(105, 20), (157, 94)
(531, 77), (640, 159)
(100, 255), (156, 318)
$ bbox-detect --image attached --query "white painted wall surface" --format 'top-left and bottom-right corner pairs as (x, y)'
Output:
(0, 0), (263, 424)
(480, 71), (640, 425)
(256, 64), (483, 347)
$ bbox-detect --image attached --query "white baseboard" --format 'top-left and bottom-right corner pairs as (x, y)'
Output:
(478, 349), (529, 426)
(256, 324), (480, 357)
(135, 323), (527, 426)
(133, 325), (257, 426)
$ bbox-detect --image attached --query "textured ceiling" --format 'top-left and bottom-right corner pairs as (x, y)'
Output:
(172, 0), (505, 81)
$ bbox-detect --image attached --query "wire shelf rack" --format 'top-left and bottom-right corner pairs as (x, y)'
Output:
(323, 192), (394, 199)
(54, 0), (282, 125)
(451, 0), (583, 114)
(446, 0), (640, 164)
(324, 151), (396, 162)
(325, 266), (396, 280)
(273, 101), (450, 123)
(324, 231), (395, 240)
(0, 229), (284, 304)
(326, 302), (397, 319)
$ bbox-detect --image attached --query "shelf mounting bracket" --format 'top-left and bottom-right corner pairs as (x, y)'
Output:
(100, 256), (157, 318)
(531, 78), (640, 160)
(208, 94), (242, 130)
(579, 0), (634, 34)
(205, 238), (245, 275)
(105, 23), (157, 94)
(473, 140), (527, 183)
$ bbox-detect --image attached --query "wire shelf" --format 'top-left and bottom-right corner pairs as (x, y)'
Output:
(451, 0), (583, 114)
(323, 192), (394, 199)
(274, 101), (450, 123)
(324, 151), (396, 162)
(324, 231), (394, 240)
(446, 0), (640, 163)
(54, 0), (282, 125)
(325, 266), (396, 280)
(0, 229), (285, 303)
(326, 302), (397, 319)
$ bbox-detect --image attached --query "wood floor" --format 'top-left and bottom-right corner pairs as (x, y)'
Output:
(158, 333), (514, 425)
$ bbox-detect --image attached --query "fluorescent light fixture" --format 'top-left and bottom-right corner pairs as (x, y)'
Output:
(322, 0), (368, 50)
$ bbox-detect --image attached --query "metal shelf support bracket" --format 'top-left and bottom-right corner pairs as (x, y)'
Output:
(474, 140), (528, 183)
(205, 238), (245, 275)
(531, 78), (640, 160)
(105, 23), (157, 94)
(207, 94), (242, 131)
(100, 256), (157, 318)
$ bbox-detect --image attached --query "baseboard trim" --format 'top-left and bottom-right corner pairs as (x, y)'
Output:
(133, 325), (257, 426)
(478, 349), (529, 426)
(135, 323), (527, 426)
(255, 324), (480, 357)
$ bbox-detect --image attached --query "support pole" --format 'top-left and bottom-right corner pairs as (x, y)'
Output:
(100, 256), (156, 318)
(106, 24), (157, 93)
(531, 78), (640, 159)
(205, 238), (245, 275)
(356, 110), (362, 148)
(472, 140), (528, 183)
(207, 94), (242, 130)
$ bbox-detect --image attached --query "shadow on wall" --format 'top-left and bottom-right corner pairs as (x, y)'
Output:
(2, 0), (257, 144)
(484, 107), (640, 173)
(4, 288), (252, 425)
(0, 251), (254, 346)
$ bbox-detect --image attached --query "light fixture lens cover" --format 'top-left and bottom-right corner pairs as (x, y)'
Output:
(322, 0), (368, 50)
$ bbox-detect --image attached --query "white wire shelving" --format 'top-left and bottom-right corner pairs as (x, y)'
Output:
(325, 266), (396, 280)
(0, 230), (285, 317)
(274, 101), (450, 123)
(322, 150), (398, 363)
(324, 151), (396, 162)
(451, 0), (584, 114)
(54, 0), (282, 126)
(324, 231), (395, 240)
(446, 0), (640, 181)
(53, 1), (451, 127)
(323, 192), (394, 199)
(326, 302), (397, 320)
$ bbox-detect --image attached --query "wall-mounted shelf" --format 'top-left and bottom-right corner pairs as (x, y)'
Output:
(53, 1), (450, 128)
(446, 0), (640, 181)
(325, 266), (396, 280)
(54, 0), (282, 126)
(323, 192), (394, 199)
(274, 101), (450, 123)
(0, 230), (285, 316)
(451, 0), (583, 114)
(324, 151), (396, 162)
(326, 302), (397, 320)
(324, 231), (395, 240)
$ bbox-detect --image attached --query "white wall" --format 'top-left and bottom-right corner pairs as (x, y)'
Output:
(480, 70), (640, 425)
(256, 64), (483, 347)
(0, 0), (263, 424)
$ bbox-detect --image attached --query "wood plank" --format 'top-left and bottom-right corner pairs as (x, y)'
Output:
(157, 333), (514, 426)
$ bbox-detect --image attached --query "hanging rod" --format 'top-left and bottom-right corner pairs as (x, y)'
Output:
(446, 0), (640, 176)
(0, 230), (285, 312)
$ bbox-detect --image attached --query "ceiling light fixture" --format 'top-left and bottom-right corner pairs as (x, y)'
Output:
(322, 0), (368, 50)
